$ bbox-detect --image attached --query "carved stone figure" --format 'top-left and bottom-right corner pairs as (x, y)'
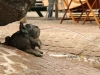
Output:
(4, 22), (43, 57)
(0, 0), (36, 26)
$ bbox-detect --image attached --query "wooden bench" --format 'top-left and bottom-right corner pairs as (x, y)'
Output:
(29, 6), (47, 17)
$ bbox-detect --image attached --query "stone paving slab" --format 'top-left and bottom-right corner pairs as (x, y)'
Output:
(0, 43), (100, 75)
(40, 29), (100, 56)
(0, 17), (100, 74)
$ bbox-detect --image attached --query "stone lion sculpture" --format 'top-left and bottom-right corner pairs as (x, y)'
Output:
(4, 22), (43, 57)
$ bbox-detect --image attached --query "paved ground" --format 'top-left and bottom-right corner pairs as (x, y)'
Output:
(0, 12), (100, 75)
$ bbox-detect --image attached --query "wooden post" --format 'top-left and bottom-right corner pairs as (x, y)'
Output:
(55, 0), (58, 19)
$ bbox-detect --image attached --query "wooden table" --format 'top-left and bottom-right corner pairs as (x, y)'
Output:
(29, 6), (47, 17)
(60, 0), (100, 25)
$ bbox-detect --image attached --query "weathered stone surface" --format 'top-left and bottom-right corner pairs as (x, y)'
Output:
(0, 65), (7, 74)
(40, 29), (100, 57)
(0, 18), (100, 75)
(0, 0), (36, 26)
(48, 47), (58, 51)
(41, 45), (50, 50)
(7, 55), (27, 63)
(0, 57), (7, 63)
(10, 64), (24, 72)
(0, 49), (9, 54)
(8, 73), (19, 75)
(92, 61), (100, 69)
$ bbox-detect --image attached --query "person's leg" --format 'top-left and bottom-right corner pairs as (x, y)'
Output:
(48, 0), (55, 18)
